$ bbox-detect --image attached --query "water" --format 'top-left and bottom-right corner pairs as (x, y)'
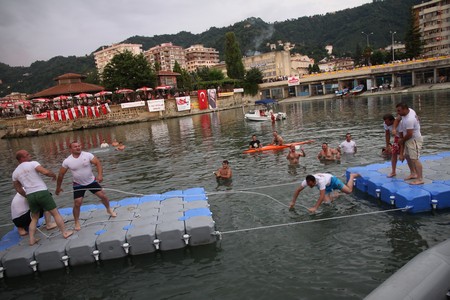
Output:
(1, 91), (450, 299)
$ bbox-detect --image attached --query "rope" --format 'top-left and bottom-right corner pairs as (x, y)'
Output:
(219, 207), (409, 235)
(57, 187), (144, 197)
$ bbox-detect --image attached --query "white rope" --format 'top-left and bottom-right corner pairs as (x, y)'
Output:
(58, 187), (144, 197)
(219, 207), (408, 235)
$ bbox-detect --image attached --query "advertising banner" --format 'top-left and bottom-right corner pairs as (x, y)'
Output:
(198, 90), (208, 110)
(120, 101), (145, 109)
(176, 96), (191, 111)
(147, 99), (165, 112)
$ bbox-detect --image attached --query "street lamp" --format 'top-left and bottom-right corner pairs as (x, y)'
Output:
(361, 31), (374, 47)
(390, 31), (397, 61)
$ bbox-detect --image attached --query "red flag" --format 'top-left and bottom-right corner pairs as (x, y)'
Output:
(104, 103), (111, 113)
(94, 106), (100, 117)
(77, 105), (85, 117)
(198, 90), (208, 110)
(57, 110), (62, 121)
(101, 104), (107, 114)
(87, 107), (93, 118)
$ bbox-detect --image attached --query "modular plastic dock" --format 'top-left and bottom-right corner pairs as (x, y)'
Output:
(346, 152), (450, 213)
(0, 187), (217, 278)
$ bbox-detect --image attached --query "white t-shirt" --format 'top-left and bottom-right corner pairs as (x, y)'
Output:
(11, 193), (29, 219)
(384, 120), (403, 138)
(12, 161), (48, 194)
(401, 108), (421, 139)
(339, 140), (356, 154)
(100, 143), (109, 148)
(62, 151), (96, 185)
(301, 173), (332, 190)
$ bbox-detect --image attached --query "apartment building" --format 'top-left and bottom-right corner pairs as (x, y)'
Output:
(242, 51), (292, 82)
(290, 53), (315, 76)
(413, 0), (450, 57)
(185, 44), (220, 72)
(144, 43), (186, 71)
(94, 43), (142, 75)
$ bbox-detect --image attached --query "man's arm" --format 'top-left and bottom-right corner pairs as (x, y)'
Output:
(392, 116), (401, 136)
(289, 186), (305, 208)
(13, 181), (26, 197)
(56, 167), (69, 195)
(300, 148), (306, 157)
(35, 165), (56, 180)
(385, 129), (391, 148)
(91, 157), (103, 182)
(308, 189), (326, 213)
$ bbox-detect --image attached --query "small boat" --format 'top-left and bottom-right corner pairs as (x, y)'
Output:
(243, 140), (314, 154)
(334, 88), (349, 97)
(349, 84), (365, 95)
(244, 99), (287, 122)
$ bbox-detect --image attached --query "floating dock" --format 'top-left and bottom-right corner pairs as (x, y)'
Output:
(0, 187), (217, 278)
(346, 152), (450, 213)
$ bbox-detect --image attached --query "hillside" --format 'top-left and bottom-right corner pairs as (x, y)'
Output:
(0, 0), (421, 98)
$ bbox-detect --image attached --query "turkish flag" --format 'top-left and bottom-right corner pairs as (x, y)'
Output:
(104, 103), (111, 113)
(70, 107), (77, 119)
(101, 104), (107, 115)
(198, 90), (208, 110)
(77, 105), (85, 117)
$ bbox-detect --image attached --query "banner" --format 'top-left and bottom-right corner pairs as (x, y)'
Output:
(198, 90), (208, 110)
(26, 113), (48, 121)
(218, 92), (234, 97)
(233, 88), (244, 93)
(175, 96), (191, 111)
(207, 89), (217, 109)
(43, 105), (109, 122)
(120, 101), (145, 109)
(147, 99), (165, 112)
(288, 76), (300, 86)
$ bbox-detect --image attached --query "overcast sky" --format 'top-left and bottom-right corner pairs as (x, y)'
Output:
(0, 0), (371, 67)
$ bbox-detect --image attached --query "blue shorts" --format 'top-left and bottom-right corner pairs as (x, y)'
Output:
(325, 176), (345, 194)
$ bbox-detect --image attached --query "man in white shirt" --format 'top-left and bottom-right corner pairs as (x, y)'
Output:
(338, 133), (357, 154)
(12, 150), (73, 245)
(289, 173), (360, 213)
(396, 103), (423, 185)
(56, 142), (117, 231)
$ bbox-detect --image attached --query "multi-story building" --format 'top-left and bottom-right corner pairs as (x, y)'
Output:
(185, 44), (220, 72)
(290, 53), (315, 76)
(242, 51), (292, 82)
(144, 43), (186, 71)
(318, 57), (355, 72)
(413, 0), (450, 57)
(94, 43), (142, 75)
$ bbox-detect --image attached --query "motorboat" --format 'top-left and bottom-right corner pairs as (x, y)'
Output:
(334, 88), (349, 97)
(244, 99), (287, 122)
(349, 84), (365, 95)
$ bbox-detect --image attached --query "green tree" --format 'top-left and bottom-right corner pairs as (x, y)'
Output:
(363, 46), (373, 65)
(173, 61), (193, 91)
(195, 67), (224, 81)
(404, 12), (423, 59)
(224, 32), (245, 80)
(243, 67), (263, 95)
(354, 44), (362, 65)
(370, 50), (387, 65)
(102, 51), (156, 90)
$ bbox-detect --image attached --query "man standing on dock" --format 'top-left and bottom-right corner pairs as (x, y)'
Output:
(395, 103), (424, 185)
(56, 141), (117, 231)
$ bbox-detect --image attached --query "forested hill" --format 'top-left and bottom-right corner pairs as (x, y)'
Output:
(1, 0), (421, 97)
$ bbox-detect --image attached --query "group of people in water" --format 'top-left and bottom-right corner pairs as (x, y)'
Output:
(100, 139), (126, 151)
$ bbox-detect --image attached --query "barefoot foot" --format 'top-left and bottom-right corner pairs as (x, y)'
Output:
(404, 175), (418, 180)
(107, 208), (117, 217)
(387, 173), (396, 178)
(410, 180), (424, 185)
(29, 238), (40, 246)
(45, 222), (57, 230)
(74, 222), (81, 231)
(63, 230), (74, 239)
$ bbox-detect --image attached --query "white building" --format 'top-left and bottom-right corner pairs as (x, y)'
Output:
(94, 43), (142, 75)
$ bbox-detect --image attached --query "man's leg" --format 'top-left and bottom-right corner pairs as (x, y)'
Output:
(73, 197), (83, 230)
(48, 208), (73, 238)
(410, 159), (424, 185)
(341, 173), (360, 194)
(404, 155), (417, 180)
(28, 212), (40, 246)
(44, 211), (57, 230)
(388, 154), (398, 177)
(95, 190), (117, 217)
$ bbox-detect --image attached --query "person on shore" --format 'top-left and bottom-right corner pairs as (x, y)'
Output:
(286, 145), (306, 164)
(317, 143), (340, 160)
(271, 131), (284, 146)
(11, 192), (57, 236)
(249, 135), (262, 149)
(100, 139), (109, 148)
(338, 133), (357, 154)
(116, 142), (126, 151)
(289, 173), (360, 213)
(214, 160), (232, 179)
(395, 103), (424, 185)
(383, 113), (403, 177)
(12, 150), (73, 245)
(111, 139), (119, 147)
(56, 142), (117, 231)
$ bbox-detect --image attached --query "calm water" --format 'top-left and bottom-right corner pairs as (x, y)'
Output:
(1, 91), (450, 299)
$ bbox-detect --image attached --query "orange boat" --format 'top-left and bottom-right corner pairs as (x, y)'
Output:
(243, 140), (314, 154)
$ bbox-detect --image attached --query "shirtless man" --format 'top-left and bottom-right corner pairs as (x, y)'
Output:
(214, 160), (232, 179)
(116, 142), (126, 151)
(272, 131), (284, 146)
(286, 145), (306, 164)
(317, 143), (340, 160)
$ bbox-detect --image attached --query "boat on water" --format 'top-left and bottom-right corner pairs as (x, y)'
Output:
(244, 99), (287, 122)
(334, 88), (349, 97)
(349, 84), (365, 95)
(243, 140), (314, 154)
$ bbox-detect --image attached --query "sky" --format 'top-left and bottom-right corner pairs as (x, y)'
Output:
(0, 0), (371, 67)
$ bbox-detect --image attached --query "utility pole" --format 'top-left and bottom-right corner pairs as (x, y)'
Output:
(390, 31), (397, 61)
(361, 31), (374, 47)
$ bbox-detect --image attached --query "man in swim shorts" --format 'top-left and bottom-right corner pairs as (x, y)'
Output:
(12, 150), (73, 245)
(289, 173), (360, 213)
(56, 141), (116, 231)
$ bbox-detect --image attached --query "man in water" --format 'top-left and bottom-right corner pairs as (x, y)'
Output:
(289, 173), (360, 213)
(286, 145), (305, 164)
(338, 133), (357, 154)
(317, 143), (340, 160)
(214, 160), (232, 179)
(100, 139), (109, 148)
(56, 141), (117, 231)
(272, 131), (284, 146)
(12, 150), (73, 245)
(249, 135), (262, 149)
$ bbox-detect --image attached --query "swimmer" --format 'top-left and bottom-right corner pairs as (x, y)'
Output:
(286, 145), (305, 164)
(214, 160), (232, 179)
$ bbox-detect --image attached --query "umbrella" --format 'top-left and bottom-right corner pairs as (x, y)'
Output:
(155, 85), (172, 90)
(115, 88), (134, 94)
(136, 87), (153, 92)
(94, 91), (112, 97)
(75, 93), (93, 98)
(53, 95), (72, 101)
(32, 98), (49, 103)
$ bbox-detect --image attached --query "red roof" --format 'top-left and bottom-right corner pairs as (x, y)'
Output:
(157, 70), (180, 76)
(30, 73), (104, 98)
(54, 73), (87, 81)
